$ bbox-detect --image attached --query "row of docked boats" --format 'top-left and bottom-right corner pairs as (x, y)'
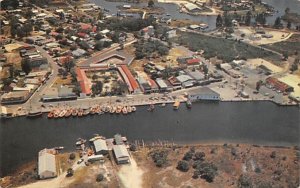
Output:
(47, 105), (137, 118)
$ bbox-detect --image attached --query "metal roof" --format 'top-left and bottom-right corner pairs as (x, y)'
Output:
(93, 139), (108, 152)
(113, 145), (129, 159)
(38, 149), (56, 176)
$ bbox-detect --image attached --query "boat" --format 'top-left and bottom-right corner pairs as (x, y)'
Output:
(83, 109), (90, 116)
(173, 101), (180, 110)
(116, 106), (122, 114)
(76, 138), (86, 146)
(72, 109), (78, 117)
(65, 109), (72, 118)
(186, 100), (192, 109)
(122, 106), (128, 114)
(110, 106), (116, 114)
(132, 106), (136, 112)
(27, 110), (43, 118)
(78, 109), (83, 117)
(127, 106), (132, 113)
(161, 103), (166, 107)
(47, 111), (54, 118)
(59, 110), (66, 117)
(148, 104), (155, 111)
(90, 107), (96, 115)
(54, 146), (64, 150)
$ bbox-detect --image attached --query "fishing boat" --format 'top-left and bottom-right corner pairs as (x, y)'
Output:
(186, 100), (192, 109)
(78, 109), (83, 117)
(90, 107), (96, 115)
(173, 101), (180, 110)
(127, 106), (132, 113)
(161, 103), (166, 107)
(110, 106), (116, 114)
(59, 110), (66, 117)
(47, 111), (54, 118)
(122, 106), (128, 114)
(132, 106), (136, 112)
(83, 109), (90, 116)
(27, 109), (43, 118)
(72, 109), (78, 117)
(54, 146), (64, 150)
(148, 104), (155, 112)
(65, 109), (72, 118)
(116, 106), (122, 114)
(54, 111), (59, 118)
(76, 138), (86, 146)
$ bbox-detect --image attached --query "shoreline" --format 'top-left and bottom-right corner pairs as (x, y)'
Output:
(1, 98), (298, 119)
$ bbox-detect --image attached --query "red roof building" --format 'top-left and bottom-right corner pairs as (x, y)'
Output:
(118, 65), (140, 94)
(266, 77), (294, 92)
(187, 58), (201, 66)
(76, 67), (91, 95)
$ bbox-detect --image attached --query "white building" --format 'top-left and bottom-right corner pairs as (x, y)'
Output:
(188, 87), (220, 101)
(38, 149), (57, 179)
(113, 145), (130, 164)
(93, 139), (108, 155)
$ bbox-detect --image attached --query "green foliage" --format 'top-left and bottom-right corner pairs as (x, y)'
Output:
(183, 151), (194, 161)
(106, 17), (155, 32)
(177, 32), (280, 62)
(135, 39), (169, 59)
(238, 175), (253, 188)
(21, 58), (32, 74)
(148, 0), (155, 7)
(69, 153), (76, 160)
(149, 149), (169, 167)
(177, 160), (189, 172)
(194, 152), (205, 161)
(216, 14), (223, 28)
(92, 81), (103, 95)
(96, 174), (104, 182)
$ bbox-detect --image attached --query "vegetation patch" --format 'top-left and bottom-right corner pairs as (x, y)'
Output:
(176, 32), (281, 63)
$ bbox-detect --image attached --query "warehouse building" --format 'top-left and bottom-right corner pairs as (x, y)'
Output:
(113, 145), (130, 164)
(38, 149), (57, 179)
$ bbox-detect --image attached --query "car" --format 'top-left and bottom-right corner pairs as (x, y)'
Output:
(77, 158), (84, 164)
(253, 91), (259, 94)
(264, 93), (269, 96)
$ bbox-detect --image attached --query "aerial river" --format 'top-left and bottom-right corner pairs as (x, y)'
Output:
(1, 102), (299, 176)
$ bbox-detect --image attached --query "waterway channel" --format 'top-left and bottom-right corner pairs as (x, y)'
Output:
(1, 101), (299, 176)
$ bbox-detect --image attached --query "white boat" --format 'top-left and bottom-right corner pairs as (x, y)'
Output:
(132, 106), (136, 112)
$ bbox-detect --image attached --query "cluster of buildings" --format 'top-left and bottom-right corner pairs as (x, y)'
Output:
(91, 134), (130, 165)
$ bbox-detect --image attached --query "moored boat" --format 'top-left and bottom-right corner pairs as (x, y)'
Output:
(173, 101), (180, 110)
(47, 111), (54, 118)
(127, 106), (132, 113)
(186, 100), (192, 109)
(132, 106), (136, 112)
(65, 109), (72, 118)
(148, 104), (155, 111)
(122, 106), (128, 114)
(27, 110), (43, 118)
(72, 109), (78, 117)
(116, 106), (122, 114)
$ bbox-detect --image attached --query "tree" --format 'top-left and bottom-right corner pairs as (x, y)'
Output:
(216, 14), (223, 28)
(274, 17), (282, 28)
(96, 174), (104, 182)
(287, 21), (291, 29)
(177, 160), (189, 172)
(63, 57), (75, 72)
(245, 11), (251, 26)
(183, 151), (194, 161)
(92, 74), (99, 81)
(285, 7), (290, 14)
(1, 0), (19, 9)
(194, 152), (205, 161)
(238, 175), (252, 188)
(98, 10), (105, 20)
(73, 83), (82, 95)
(92, 81), (103, 95)
(129, 144), (137, 151)
(148, 0), (155, 7)
(69, 153), (76, 160)
(66, 168), (74, 177)
(21, 59), (32, 74)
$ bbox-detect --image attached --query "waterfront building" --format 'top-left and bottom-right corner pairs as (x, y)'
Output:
(38, 149), (57, 179)
(93, 139), (109, 155)
(113, 145), (130, 164)
(1, 91), (30, 104)
(188, 87), (220, 101)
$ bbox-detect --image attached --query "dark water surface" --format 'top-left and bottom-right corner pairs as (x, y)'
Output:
(1, 102), (299, 176)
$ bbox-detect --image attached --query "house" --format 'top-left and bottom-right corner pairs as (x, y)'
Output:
(166, 30), (177, 39)
(266, 77), (294, 93)
(185, 69), (205, 82)
(72, 49), (86, 58)
(155, 78), (168, 92)
(186, 58), (201, 67)
(188, 87), (220, 101)
(93, 139), (108, 155)
(113, 145), (130, 164)
(168, 76), (181, 90)
(38, 149), (57, 179)
(176, 74), (195, 88)
(185, 3), (202, 12)
(1, 91), (30, 104)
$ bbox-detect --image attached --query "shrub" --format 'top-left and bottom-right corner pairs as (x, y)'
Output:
(177, 160), (189, 172)
(96, 174), (104, 182)
(183, 151), (194, 161)
(69, 153), (76, 160)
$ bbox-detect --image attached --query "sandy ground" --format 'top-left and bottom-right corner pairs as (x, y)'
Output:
(118, 157), (144, 188)
(278, 74), (300, 97)
(238, 27), (292, 45)
(247, 58), (283, 73)
(4, 43), (23, 52)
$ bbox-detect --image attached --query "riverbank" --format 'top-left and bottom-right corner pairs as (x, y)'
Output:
(1, 143), (299, 187)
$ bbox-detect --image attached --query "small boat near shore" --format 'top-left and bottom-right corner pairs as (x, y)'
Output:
(27, 110), (43, 118)
(116, 106), (122, 114)
(186, 100), (192, 109)
(148, 104), (155, 112)
(47, 111), (54, 118)
(65, 109), (72, 118)
(72, 109), (78, 117)
(122, 106), (128, 114)
(127, 106), (132, 113)
(173, 101), (180, 110)
(132, 106), (136, 112)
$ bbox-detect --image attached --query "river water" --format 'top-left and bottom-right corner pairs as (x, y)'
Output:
(1, 102), (299, 176)
(90, 0), (300, 29)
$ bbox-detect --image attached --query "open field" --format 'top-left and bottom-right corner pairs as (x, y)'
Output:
(176, 32), (282, 63)
(247, 58), (284, 73)
(261, 34), (300, 56)
(134, 144), (300, 188)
